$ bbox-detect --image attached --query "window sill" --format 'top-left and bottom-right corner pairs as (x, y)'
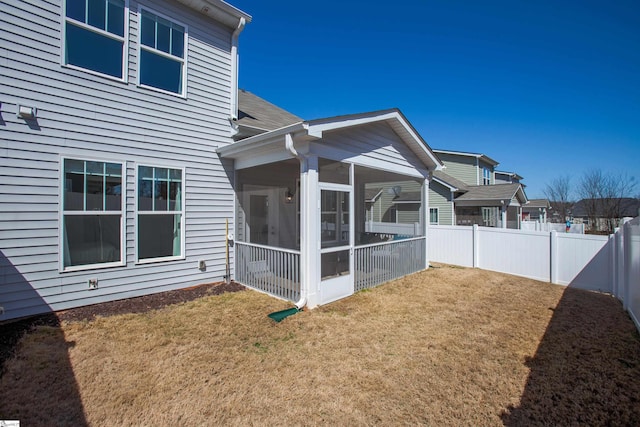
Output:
(60, 260), (125, 273)
(136, 255), (185, 265)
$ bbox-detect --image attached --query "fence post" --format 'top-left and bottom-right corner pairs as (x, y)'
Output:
(610, 233), (617, 297)
(623, 222), (630, 311)
(472, 224), (479, 268)
(550, 230), (557, 284)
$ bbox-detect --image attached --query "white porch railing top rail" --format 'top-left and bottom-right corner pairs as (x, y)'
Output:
(232, 240), (300, 255)
(355, 235), (425, 250)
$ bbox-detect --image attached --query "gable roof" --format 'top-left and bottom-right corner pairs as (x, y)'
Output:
(219, 108), (444, 173)
(433, 149), (499, 167)
(365, 187), (383, 202)
(432, 170), (469, 192)
(454, 183), (528, 206)
(235, 90), (303, 139)
(523, 199), (551, 209)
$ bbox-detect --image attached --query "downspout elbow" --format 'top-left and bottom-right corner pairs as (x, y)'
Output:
(285, 133), (307, 310)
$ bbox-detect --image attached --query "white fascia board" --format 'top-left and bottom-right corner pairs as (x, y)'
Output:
(217, 122), (307, 158)
(175, 0), (252, 27)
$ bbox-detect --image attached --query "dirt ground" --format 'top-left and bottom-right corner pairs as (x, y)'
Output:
(1, 266), (639, 426)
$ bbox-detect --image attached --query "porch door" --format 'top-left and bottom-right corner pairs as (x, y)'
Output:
(319, 184), (353, 304)
(247, 189), (279, 246)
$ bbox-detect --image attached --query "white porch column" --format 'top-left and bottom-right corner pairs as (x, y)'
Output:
(301, 155), (320, 308)
(423, 175), (430, 269)
(501, 203), (507, 229)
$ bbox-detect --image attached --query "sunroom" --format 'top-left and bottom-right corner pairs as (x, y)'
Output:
(218, 109), (443, 308)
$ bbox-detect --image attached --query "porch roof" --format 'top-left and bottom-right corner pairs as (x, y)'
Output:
(454, 183), (528, 207)
(217, 109), (443, 173)
(432, 170), (469, 192)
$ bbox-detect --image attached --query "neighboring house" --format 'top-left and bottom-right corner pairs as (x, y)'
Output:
(572, 198), (640, 232)
(429, 149), (528, 228)
(522, 199), (551, 222)
(433, 149), (499, 186)
(1, 0), (251, 321)
(1, 1), (443, 320)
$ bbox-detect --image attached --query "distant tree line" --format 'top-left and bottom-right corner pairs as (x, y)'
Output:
(544, 169), (638, 233)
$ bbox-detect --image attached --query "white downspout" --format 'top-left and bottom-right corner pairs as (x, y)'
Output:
(285, 133), (307, 309)
(229, 17), (246, 133)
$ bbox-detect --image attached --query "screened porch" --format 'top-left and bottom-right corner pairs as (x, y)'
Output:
(232, 157), (429, 305)
(218, 110), (442, 308)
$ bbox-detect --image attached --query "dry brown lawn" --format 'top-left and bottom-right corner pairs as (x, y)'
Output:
(1, 265), (639, 426)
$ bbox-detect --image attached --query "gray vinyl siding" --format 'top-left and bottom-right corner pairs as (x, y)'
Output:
(0, 0), (237, 320)
(437, 153), (478, 186)
(429, 181), (453, 225)
(318, 122), (430, 178)
(369, 181), (422, 223)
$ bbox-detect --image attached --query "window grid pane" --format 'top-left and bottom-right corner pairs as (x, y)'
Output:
(62, 158), (123, 269)
(137, 165), (184, 261)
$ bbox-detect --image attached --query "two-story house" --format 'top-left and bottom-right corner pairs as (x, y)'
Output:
(428, 149), (528, 228)
(1, 1), (444, 320)
(1, 0), (252, 320)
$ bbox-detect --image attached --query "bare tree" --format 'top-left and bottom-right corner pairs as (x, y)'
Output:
(577, 169), (637, 232)
(543, 175), (572, 222)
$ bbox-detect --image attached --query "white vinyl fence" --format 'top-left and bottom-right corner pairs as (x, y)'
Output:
(429, 220), (640, 331)
(521, 221), (585, 234)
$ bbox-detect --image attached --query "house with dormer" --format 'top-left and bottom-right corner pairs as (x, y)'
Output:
(428, 149), (528, 228)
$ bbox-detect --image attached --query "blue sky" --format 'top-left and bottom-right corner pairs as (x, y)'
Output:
(232, 0), (639, 198)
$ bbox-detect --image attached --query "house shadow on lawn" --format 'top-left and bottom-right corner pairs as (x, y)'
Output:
(502, 287), (640, 425)
(0, 250), (88, 426)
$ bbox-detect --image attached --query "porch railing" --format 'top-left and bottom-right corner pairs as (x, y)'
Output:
(354, 237), (426, 292)
(234, 242), (301, 302)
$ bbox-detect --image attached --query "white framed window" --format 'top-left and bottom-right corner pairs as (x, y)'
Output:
(62, 0), (128, 80)
(482, 167), (491, 185)
(136, 165), (185, 262)
(138, 8), (187, 96)
(430, 208), (439, 225)
(61, 158), (125, 271)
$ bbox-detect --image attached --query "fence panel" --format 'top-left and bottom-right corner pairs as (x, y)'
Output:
(354, 237), (425, 291)
(477, 228), (551, 282)
(625, 218), (640, 330)
(235, 242), (300, 303)
(428, 225), (474, 267)
(555, 233), (610, 291)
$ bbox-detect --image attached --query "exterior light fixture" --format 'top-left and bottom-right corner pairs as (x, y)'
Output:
(17, 105), (37, 119)
(285, 188), (294, 203)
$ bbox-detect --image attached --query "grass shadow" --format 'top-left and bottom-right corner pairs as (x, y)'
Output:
(1, 247), (88, 425)
(502, 287), (640, 425)
(0, 314), (88, 426)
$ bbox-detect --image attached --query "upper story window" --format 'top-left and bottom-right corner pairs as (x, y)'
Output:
(63, 0), (127, 80)
(138, 9), (187, 96)
(482, 167), (491, 185)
